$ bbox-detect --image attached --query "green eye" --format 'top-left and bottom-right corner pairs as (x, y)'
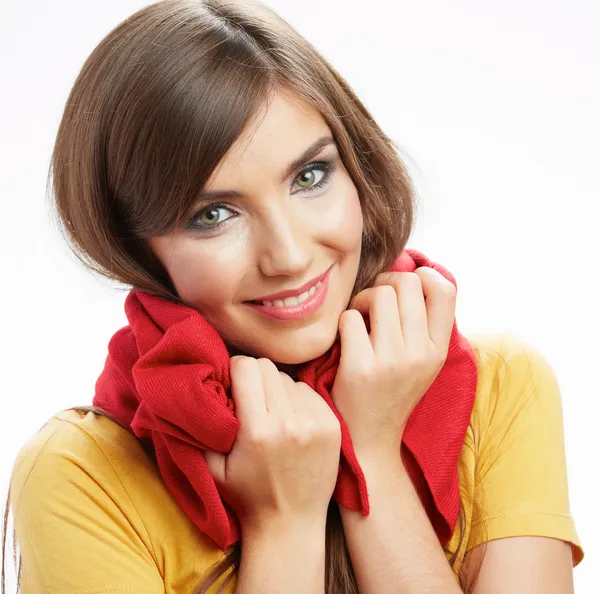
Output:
(188, 203), (236, 232)
(292, 164), (333, 193)
(200, 208), (221, 225)
(295, 169), (317, 188)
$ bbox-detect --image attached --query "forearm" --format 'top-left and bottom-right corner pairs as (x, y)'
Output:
(339, 454), (462, 594)
(236, 518), (327, 593)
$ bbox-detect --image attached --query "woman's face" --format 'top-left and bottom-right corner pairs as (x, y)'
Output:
(149, 90), (364, 364)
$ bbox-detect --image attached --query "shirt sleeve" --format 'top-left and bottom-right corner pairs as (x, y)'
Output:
(467, 334), (583, 565)
(9, 417), (165, 594)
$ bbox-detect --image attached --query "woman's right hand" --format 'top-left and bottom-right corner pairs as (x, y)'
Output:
(204, 356), (342, 533)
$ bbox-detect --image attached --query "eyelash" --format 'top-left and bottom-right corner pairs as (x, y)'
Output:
(187, 160), (337, 233)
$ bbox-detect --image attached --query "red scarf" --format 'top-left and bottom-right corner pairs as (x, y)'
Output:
(93, 249), (478, 551)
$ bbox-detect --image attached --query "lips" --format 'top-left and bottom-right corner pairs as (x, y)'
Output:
(243, 265), (333, 322)
(259, 280), (322, 307)
(247, 264), (333, 304)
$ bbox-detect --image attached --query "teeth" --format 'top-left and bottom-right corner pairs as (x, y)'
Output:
(260, 280), (322, 307)
(283, 296), (298, 307)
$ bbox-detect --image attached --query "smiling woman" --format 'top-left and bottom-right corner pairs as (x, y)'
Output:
(148, 93), (364, 364)
(2, 0), (583, 593)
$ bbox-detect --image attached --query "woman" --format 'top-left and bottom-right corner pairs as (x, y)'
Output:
(2, 0), (583, 592)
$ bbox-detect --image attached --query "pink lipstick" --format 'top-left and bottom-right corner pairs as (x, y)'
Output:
(243, 265), (333, 322)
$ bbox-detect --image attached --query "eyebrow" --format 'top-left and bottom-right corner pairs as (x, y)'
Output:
(194, 135), (337, 203)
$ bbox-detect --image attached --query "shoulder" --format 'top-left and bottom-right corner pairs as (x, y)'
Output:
(9, 408), (164, 551)
(9, 408), (232, 593)
(8, 409), (166, 592)
(466, 331), (555, 382)
(464, 332), (563, 432)
(459, 333), (583, 564)
(10, 408), (152, 507)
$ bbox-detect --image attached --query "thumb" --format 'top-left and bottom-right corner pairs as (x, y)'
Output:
(203, 449), (226, 487)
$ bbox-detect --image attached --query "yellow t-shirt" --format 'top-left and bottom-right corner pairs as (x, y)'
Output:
(8, 334), (583, 593)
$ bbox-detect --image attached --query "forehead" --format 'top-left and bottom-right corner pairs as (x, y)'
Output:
(208, 90), (332, 186)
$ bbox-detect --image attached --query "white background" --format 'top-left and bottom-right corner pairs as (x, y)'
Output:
(1, 0), (598, 591)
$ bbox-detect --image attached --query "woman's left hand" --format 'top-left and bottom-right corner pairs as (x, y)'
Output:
(331, 268), (457, 460)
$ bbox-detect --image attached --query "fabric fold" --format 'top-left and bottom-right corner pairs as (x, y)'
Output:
(94, 248), (478, 551)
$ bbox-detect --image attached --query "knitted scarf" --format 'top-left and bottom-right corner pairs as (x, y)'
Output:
(93, 248), (478, 551)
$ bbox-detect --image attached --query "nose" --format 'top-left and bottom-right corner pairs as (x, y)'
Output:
(256, 209), (312, 278)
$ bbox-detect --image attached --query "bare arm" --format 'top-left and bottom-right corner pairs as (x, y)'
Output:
(462, 536), (574, 594)
(339, 454), (461, 594)
(236, 518), (326, 593)
(204, 357), (342, 594)
(329, 269), (464, 592)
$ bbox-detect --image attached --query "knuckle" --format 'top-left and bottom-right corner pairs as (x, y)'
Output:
(376, 284), (398, 299)
(281, 379), (296, 397)
(288, 382), (312, 406)
(256, 357), (273, 368)
(230, 355), (255, 377)
(372, 352), (396, 373)
(439, 279), (457, 298)
(381, 357), (399, 375)
(256, 357), (277, 374)
(341, 308), (360, 321)
(376, 272), (422, 296)
(294, 380), (310, 392)
(374, 271), (393, 285)
(353, 363), (374, 383)
(394, 271), (421, 289)
(278, 371), (294, 385)
(282, 424), (305, 444)
(248, 427), (273, 447)
(232, 355), (253, 368)
(407, 350), (431, 369)
(341, 309), (363, 328)
(403, 271), (422, 284)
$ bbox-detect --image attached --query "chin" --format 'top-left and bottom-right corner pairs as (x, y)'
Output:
(234, 325), (339, 365)
(270, 341), (335, 365)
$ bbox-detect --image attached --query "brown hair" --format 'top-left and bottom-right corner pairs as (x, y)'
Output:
(2, 0), (483, 591)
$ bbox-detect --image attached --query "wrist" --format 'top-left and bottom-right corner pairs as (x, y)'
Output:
(354, 446), (406, 477)
(241, 515), (327, 578)
(242, 512), (327, 544)
(238, 513), (327, 594)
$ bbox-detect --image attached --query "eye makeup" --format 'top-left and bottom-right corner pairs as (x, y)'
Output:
(186, 158), (337, 234)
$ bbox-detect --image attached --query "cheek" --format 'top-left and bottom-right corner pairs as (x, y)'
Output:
(158, 238), (247, 313)
(341, 187), (364, 249)
(312, 179), (363, 253)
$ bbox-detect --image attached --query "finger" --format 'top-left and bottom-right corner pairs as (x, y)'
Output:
(288, 380), (333, 421)
(285, 380), (315, 418)
(374, 272), (429, 350)
(278, 371), (301, 416)
(413, 268), (456, 348)
(338, 308), (373, 367)
(256, 358), (294, 419)
(203, 449), (225, 486)
(348, 286), (375, 315)
(229, 356), (268, 426)
(350, 286), (402, 352)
